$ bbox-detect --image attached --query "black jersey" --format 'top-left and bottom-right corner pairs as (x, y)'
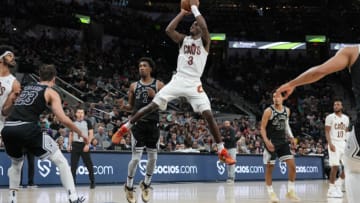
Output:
(7, 83), (48, 122)
(266, 105), (288, 146)
(133, 79), (159, 122)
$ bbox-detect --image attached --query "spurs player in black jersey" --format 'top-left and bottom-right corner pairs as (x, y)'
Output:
(276, 46), (360, 203)
(2, 64), (86, 203)
(117, 57), (164, 203)
(261, 92), (300, 202)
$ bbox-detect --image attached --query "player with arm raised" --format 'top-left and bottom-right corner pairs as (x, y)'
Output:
(112, 0), (235, 165)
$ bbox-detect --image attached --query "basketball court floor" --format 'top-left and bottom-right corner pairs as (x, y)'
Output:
(0, 180), (347, 203)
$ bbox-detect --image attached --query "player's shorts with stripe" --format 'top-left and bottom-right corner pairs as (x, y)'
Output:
(1, 121), (58, 159)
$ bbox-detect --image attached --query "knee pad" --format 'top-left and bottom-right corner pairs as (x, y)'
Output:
(146, 148), (158, 175)
(147, 148), (158, 161)
(131, 148), (144, 162)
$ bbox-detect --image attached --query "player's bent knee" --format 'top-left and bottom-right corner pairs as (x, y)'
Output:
(48, 149), (67, 167)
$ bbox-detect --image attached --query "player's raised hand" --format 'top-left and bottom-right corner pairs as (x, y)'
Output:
(180, 9), (191, 15)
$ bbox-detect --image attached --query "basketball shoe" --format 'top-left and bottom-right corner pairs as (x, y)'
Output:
(286, 189), (301, 202)
(124, 184), (136, 203)
(69, 196), (85, 203)
(140, 180), (152, 202)
(268, 191), (279, 203)
(9, 190), (17, 203)
(335, 178), (345, 192)
(218, 148), (236, 165)
(112, 125), (129, 144)
(327, 186), (343, 198)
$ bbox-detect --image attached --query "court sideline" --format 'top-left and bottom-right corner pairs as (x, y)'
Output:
(0, 180), (347, 203)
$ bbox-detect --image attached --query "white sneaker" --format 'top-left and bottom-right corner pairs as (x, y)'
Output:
(286, 189), (301, 202)
(9, 190), (17, 203)
(268, 192), (279, 203)
(27, 184), (38, 189)
(335, 179), (345, 192)
(341, 184), (345, 192)
(226, 178), (235, 184)
(327, 187), (343, 198)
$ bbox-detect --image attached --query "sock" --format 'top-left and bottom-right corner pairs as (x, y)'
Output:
(217, 143), (224, 152)
(144, 148), (157, 186)
(335, 178), (344, 186)
(127, 148), (143, 188)
(48, 150), (78, 201)
(9, 190), (17, 203)
(288, 181), (295, 192)
(329, 183), (336, 189)
(126, 176), (134, 188)
(144, 174), (152, 186)
(8, 158), (24, 190)
(266, 185), (274, 194)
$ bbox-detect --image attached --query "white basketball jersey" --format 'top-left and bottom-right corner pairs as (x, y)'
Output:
(0, 74), (16, 130)
(325, 113), (349, 142)
(176, 36), (208, 79)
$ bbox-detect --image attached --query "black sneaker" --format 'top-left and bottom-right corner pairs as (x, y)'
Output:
(90, 182), (95, 189)
(27, 184), (38, 188)
(69, 196), (85, 203)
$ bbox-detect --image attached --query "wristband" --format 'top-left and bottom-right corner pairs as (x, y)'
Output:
(191, 5), (201, 17)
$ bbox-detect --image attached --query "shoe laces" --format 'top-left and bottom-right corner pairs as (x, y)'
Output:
(70, 196), (85, 203)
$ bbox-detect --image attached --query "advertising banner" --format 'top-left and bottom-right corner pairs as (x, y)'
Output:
(0, 151), (323, 186)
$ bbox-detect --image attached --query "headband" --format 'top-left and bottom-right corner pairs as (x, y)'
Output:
(0, 51), (13, 59)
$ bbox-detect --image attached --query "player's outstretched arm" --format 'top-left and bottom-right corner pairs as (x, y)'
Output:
(46, 88), (87, 143)
(276, 46), (357, 99)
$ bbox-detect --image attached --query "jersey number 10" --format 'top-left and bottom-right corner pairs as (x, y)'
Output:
(337, 131), (344, 138)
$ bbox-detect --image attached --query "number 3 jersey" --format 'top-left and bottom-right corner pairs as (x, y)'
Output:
(7, 83), (48, 122)
(325, 113), (350, 142)
(177, 36), (208, 79)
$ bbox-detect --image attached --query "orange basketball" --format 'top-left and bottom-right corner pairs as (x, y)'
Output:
(181, 0), (200, 12)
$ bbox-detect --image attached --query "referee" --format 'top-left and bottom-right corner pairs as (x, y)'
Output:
(67, 107), (95, 189)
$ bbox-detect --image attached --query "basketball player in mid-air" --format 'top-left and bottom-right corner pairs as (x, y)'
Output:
(119, 57), (164, 203)
(261, 92), (300, 202)
(112, 0), (235, 165)
(325, 99), (349, 198)
(276, 45), (360, 203)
